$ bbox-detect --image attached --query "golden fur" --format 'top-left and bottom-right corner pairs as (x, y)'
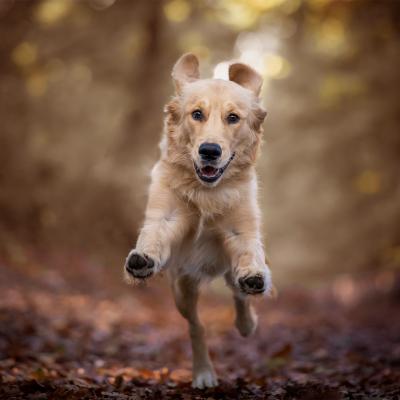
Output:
(124, 53), (272, 389)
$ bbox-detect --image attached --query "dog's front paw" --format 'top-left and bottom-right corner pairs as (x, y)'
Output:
(239, 274), (265, 294)
(238, 268), (272, 295)
(125, 250), (156, 280)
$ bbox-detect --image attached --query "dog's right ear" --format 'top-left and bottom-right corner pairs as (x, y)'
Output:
(172, 53), (200, 94)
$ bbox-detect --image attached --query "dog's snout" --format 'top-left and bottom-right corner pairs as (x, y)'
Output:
(199, 143), (222, 161)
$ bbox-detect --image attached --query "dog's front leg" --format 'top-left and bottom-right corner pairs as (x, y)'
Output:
(124, 179), (191, 280)
(224, 271), (259, 337)
(222, 204), (272, 296)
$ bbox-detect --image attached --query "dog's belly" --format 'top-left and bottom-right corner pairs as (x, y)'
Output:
(167, 228), (230, 281)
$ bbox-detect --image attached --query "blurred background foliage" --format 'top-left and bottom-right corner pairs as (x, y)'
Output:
(0, 0), (399, 286)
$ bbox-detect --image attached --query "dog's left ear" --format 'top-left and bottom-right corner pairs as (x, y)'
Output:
(229, 63), (263, 96)
(172, 53), (200, 94)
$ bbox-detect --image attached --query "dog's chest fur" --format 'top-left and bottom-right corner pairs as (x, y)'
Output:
(157, 161), (258, 279)
(167, 189), (243, 280)
(169, 218), (230, 280)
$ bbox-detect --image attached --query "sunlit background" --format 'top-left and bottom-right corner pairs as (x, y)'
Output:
(1, 0), (399, 288)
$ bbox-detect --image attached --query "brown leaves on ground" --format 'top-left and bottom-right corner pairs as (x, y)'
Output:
(0, 255), (400, 399)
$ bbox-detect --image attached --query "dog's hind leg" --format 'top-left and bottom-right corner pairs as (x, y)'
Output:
(172, 275), (218, 389)
(225, 272), (258, 337)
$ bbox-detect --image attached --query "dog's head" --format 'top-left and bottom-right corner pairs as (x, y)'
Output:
(164, 53), (267, 187)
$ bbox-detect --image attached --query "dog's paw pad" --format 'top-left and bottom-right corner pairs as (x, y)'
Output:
(192, 370), (218, 389)
(239, 274), (265, 295)
(125, 251), (155, 279)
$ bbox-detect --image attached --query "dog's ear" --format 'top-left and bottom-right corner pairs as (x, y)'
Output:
(229, 63), (263, 96)
(249, 105), (267, 132)
(172, 53), (200, 94)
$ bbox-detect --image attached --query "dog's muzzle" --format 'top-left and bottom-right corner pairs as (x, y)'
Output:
(194, 152), (235, 184)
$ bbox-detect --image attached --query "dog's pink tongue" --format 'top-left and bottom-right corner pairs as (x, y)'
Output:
(202, 166), (217, 176)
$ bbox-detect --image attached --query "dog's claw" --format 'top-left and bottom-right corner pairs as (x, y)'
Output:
(125, 251), (155, 279)
(192, 369), (218, 389)
(239, 274), (266, 295)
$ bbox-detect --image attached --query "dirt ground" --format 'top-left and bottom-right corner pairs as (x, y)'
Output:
(0, 251), (399, 399)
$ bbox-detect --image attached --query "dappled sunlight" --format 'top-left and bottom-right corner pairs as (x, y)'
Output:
(354, 170), (381, 195)
(34, 0), (73, 26)
(164, 0), (191, 23)
(12, 42), (38, 68)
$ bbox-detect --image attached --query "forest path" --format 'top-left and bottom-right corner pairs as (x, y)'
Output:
(0, 257), (399, 399)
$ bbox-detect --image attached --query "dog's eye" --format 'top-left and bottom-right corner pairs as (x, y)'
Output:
(227, 113), (240, 124)
(192, 110), (204, 121)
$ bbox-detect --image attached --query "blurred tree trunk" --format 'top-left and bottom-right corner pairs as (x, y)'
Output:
(119, 0), (167, 159)
(0, 1), (35, 75)
(0, 2), (46, 243)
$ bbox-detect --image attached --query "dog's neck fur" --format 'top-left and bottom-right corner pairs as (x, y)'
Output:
(178, 166), (252, 215)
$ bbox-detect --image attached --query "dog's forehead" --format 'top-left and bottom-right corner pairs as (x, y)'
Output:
(182, 79), (252, 107)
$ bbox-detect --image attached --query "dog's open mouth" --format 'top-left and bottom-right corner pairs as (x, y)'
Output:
(194, 153), (235, 183)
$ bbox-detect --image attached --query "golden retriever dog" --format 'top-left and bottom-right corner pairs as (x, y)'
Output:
(124, 53), (272, 389)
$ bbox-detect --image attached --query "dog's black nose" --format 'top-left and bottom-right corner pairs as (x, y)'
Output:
(199, 143), (222, 161)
